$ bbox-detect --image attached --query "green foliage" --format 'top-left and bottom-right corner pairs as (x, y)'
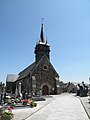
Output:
(33, 102), (37, 107)
(1, 111), (13, 120)
(29, 99), (37, 107)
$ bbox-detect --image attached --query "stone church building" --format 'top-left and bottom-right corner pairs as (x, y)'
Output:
(6, 23), (61, 96)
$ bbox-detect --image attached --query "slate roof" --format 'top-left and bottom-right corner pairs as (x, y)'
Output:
(6, 74), (19, 82)
(18, 62), (36, 80)
(17, 54), (59, 81)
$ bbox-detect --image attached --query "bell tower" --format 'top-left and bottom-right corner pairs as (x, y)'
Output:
(34, 23), (50, 63)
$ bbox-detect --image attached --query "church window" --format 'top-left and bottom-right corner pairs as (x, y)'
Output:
(43, 65), (48, 70)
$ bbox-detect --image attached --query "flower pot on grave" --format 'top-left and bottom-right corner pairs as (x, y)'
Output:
(22, 100), (28, 105)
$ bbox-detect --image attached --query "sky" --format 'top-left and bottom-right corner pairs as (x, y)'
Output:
(0, 0), (90, 83)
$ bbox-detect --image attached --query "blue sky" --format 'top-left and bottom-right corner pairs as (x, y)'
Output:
(0, 0), (90, 83)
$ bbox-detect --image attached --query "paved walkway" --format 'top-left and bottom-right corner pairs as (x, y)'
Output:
(12, 94), (89, 120)
(26, 94), (89, 120)
(79, 96), (90, 119)
(13, 96), (54, 120)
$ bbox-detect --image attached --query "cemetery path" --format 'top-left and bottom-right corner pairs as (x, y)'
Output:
(26, 93), (89, 120)
(13, 96), (54, 120)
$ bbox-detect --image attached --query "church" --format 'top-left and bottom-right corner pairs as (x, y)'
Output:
(6, 23), (61, 96)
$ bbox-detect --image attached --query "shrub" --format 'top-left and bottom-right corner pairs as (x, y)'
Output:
(29, 99), (37, 107)
(1, 111), (14, 120)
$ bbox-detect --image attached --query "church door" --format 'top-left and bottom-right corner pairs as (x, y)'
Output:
(42, 85), (49, 95)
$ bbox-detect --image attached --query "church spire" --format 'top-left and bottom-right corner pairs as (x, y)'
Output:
(34, 21), (50, 62)
(40, 20), (45, 43)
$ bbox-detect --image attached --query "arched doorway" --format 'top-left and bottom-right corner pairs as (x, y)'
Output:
(42, 85), (49, 95)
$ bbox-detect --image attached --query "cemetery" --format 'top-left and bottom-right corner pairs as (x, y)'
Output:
(0, 80), (90, 119)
